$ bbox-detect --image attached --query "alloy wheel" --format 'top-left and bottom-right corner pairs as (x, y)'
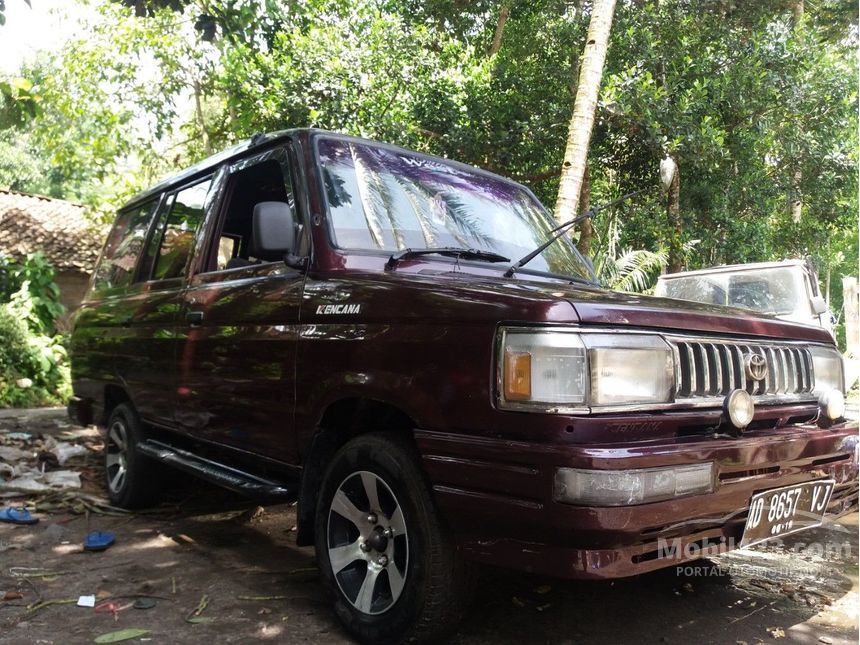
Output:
(105, 419), (129, 494)
(326, 470), (409, 615)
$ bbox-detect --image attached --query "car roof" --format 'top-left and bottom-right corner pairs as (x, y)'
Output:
(121, 129), (298, 210)
(120, 128), (531, 212)
(658, 260), (808, 281)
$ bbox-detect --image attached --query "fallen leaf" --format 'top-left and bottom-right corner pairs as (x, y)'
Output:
(187, 616), (214, 624)
(3, 591), (23, 601)
(818, 637), (833, 644)
(93, 628), (151, 643)
(766, 627), (786, 639)
(533, 585), (552, 595)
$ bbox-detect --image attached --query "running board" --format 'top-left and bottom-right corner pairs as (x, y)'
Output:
(137, 439), (296, 502)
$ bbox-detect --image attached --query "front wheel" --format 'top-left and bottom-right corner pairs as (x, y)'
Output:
(315, 432), (474, 644)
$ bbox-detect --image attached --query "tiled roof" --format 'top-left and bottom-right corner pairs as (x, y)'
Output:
(0, 189), (107, 273)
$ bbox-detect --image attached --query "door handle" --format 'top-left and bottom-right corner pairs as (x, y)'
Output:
(186, 311), (204, 325)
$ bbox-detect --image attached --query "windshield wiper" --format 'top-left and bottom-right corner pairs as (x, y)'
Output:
(503, 187), (653, 279)
(386, 247), (509, 271)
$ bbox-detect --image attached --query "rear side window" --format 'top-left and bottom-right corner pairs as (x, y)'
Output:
(91, 200), (158, 293)
(150, 179), (212, 281)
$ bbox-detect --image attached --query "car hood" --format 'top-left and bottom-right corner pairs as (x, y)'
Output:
(563, 285), (832, 343)
(413, 269), (834, 344)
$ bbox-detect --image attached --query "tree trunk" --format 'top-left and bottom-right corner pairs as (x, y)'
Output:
(488, 1), (512, 57)
(192, 77), (213, 156)
(553, 0), (617, 223)
(791, 0), (804, 25)
(576, 165), (593, 255)
(844, 276), (859, 356)
(789, 1), (803, 220)
(667, 160), (683, 273)
(790, 168), (802, 223)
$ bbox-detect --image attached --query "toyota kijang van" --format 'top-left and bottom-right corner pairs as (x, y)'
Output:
(68, 129), (859, 643)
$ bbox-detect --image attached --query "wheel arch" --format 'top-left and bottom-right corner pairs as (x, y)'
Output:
(296, 396), (419, 547)
(102, 384), (132, 426)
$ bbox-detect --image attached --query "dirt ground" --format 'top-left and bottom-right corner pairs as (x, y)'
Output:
(0, 410), (857, 645)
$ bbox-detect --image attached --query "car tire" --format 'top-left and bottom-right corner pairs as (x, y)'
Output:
(104, 402), (163, 509)
(315, 432), (475, 644)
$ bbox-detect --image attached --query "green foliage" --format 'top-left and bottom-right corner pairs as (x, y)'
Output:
(0, 303), (70, 408)
(0, 254), (69, 407)
(0, 0), (854, 303)
(0, 76), (41, 129)
(0, 252), (66, 333)
(590, 209), (669, 293)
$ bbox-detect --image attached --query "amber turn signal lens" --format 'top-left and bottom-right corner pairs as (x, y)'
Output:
(504, 350), (532, 401)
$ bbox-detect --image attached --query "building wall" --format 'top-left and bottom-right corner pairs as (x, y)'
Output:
(55, 270), (91, 330)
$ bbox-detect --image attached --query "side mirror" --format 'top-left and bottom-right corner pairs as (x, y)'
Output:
(252, 201), (296, 261)
(810, 295), (828, 316)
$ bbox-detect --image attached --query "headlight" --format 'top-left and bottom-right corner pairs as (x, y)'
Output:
(498, 329), (674, 411)
(553, 463), (715, 506)
(502, 331), (587, 405)
(809, 346), (845, 394)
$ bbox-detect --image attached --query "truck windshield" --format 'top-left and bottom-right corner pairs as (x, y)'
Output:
(655, 266), (810, 317)
(317, 137), (594, 281)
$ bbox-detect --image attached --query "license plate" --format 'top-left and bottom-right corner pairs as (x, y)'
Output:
(740, 479), (835, 548)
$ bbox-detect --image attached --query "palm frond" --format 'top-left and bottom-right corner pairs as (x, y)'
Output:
(598, 247), (668, 292)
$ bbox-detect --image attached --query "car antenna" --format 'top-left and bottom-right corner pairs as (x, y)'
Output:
(503, 186), (655, 279)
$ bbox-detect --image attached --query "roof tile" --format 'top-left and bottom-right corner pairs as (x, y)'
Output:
(0, 189), (107, 273)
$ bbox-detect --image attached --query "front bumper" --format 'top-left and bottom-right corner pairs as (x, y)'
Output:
(416, 419), (859, 580)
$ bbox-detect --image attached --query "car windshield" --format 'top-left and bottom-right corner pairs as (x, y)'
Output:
(655, 266), (810, 316)
(317, 137), (594, 281)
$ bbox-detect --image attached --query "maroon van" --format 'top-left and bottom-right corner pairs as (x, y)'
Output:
(68, 129), (859, 643)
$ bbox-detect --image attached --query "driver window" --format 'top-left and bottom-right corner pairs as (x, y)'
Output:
(210, 156), (296, 272)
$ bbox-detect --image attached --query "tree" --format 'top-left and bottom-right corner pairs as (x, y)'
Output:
(0, 0), (31, 26)
(553, 0), (616, 223)
(0, 0), (853, 312)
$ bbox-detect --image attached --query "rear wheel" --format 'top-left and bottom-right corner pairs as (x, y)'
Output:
(105, 403), (163, 509)
(315, 432), (474, 644)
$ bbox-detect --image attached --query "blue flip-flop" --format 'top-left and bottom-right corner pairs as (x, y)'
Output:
(0, 507), (39, 525)
(84, 530), (116, 552)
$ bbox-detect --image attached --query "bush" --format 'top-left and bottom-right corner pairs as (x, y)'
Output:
(0, 252), (65, 333)
(0, 254), (70, 408)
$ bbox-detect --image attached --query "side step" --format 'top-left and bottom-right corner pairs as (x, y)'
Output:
(137, 439), (296, 502)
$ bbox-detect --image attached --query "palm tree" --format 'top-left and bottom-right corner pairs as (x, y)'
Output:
(554, 0), (618, 223)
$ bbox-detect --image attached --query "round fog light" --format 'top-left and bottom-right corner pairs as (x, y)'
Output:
(725, 389), (754, 429)
(819, 389), (845, 421)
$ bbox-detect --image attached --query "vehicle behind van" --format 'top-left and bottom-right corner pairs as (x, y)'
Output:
(654, 259), (834, 333)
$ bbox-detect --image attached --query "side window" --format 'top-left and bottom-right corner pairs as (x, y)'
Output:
(91, 200), (158, 292)
(209, 156), (295, 272)
(150, 179), (212, 281)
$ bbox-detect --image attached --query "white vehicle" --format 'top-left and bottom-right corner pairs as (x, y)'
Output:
(655, 259), (833, 333)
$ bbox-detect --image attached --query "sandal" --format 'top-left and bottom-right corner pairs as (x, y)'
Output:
(0, 507), (39, 525)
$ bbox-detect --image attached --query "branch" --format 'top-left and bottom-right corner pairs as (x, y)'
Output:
(488, 1), (513, 57)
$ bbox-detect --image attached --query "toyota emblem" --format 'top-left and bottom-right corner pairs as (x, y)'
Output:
(744, 353), (768, 381)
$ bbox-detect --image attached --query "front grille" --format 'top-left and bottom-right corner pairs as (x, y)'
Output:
(670, 340), (814, 399)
